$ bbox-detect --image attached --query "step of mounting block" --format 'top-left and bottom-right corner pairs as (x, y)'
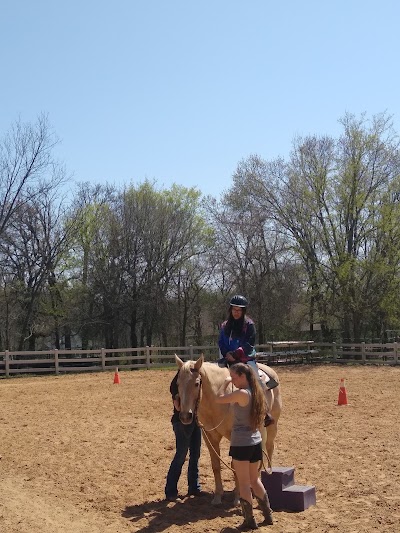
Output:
(261, 466), (295, 491)
(282, 484), (316, 512)
(261, 467), (316, 512)
(261, 467), (295, 510)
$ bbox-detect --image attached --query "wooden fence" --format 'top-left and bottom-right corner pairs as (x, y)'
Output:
(0, 341), (399, 378)
(256, 341), (399, 365)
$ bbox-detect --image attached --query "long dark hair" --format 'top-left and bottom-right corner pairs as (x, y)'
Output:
(229, 362), (266, 430)
(223, 307), (246, 338)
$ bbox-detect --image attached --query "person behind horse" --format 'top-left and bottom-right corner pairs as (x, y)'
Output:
(164, 371), (202, 501)
(215, 362), (273, 529)
(218, 294), (274, 426)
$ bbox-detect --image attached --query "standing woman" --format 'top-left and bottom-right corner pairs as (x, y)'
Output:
(164, 371), (202, 500)
(215, 363), (273, 529)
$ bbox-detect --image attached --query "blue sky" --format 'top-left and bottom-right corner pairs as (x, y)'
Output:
(1, 1), (399, 198)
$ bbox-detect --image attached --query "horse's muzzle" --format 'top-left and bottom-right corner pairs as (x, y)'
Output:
(179, 411), (194, 424)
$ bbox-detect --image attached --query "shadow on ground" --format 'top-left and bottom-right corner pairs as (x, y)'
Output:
(122, 491), (239, 533)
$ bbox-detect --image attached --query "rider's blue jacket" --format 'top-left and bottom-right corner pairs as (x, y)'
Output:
(218, 317), (256, 363)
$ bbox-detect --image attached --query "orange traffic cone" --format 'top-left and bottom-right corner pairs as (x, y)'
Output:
(113, 367), (121, 384)
(337, 377), (348, 405)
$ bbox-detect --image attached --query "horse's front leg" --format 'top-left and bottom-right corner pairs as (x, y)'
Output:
(204, 432), (224, 505)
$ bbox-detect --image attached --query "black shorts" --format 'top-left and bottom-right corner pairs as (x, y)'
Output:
(229, 442), (262, 462)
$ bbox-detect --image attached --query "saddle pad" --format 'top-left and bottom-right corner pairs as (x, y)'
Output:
(258, 369), (279, 390)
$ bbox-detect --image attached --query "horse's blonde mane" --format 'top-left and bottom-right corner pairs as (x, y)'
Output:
(199, 361), (228, 393)
(178, 359), (228, 393)
(180, 360), (195, 375)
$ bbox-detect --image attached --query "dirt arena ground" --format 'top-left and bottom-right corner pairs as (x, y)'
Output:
(1, 364), (400, 533)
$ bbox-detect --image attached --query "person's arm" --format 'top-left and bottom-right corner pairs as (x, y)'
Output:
(242, 321), (256, 356)
(231, 321), (256, 362)
(218, 327), (237, 363)
(218, 325), (229, 357)
(215, 377), (249, 406)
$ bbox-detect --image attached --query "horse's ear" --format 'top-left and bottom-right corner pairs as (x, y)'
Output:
(175, 354), (184, 368)
(194, 353), (204, 371)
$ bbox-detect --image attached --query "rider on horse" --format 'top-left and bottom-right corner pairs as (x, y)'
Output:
(218, 294), (277, 427)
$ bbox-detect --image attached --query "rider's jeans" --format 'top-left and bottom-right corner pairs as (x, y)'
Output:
(165, 420), (201, 498)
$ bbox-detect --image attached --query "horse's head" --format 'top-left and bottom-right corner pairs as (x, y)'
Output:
(175, 354), (204, 425)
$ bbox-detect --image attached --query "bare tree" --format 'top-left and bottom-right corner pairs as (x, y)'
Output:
(205, 169), (301, 343)
(0, 115), (74, 350)
(247, 113), (400, 342)
(0, 186), (75, 350)
(0, 114), (60, 237)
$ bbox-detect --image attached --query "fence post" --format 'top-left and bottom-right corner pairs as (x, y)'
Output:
(146, 346), (150, 369)
(361, 342), (366, 363)
(101, 348), (106, 371)
(5, 350), (9, 378)
(54, 349), (59, 375)
(332, 342), (337, 362)
(394, 342), (398, 365)
(189, 345), (193, 359)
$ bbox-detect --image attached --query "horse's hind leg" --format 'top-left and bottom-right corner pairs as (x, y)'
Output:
(267, 387), (281, 462)
(266, 421), (278, 463)
(204, 433), (224, 505)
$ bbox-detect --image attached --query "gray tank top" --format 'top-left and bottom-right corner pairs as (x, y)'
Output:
(230, 388), (262, 447)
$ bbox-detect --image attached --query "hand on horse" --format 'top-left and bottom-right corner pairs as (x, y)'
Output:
(218, 376), (233, 397)
(225, 352), (236, 363)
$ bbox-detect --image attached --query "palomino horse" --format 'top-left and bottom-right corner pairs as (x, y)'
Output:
(175, 354), (282, 505)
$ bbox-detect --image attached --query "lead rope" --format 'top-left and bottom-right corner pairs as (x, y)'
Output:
(261, 447), (272, 474)
(195, 380), (235, 473)
(199, 426), (236, 473)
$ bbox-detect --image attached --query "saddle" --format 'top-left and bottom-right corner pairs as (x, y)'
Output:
(216, 358), (278, 390)
(247, 360), (279, 390)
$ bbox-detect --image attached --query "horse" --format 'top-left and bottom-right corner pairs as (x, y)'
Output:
(175, 354), (282, 505)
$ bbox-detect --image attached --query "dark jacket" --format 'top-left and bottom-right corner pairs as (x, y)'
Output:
(218, 317), (256, 363)
(170, 372), (180, 423)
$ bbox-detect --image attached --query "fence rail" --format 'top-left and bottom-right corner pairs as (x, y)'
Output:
(0, 341), (398, 378)
(256, 341), (399, 365)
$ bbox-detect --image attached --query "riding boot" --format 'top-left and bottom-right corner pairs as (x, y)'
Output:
(238, 498), (258, 530)
(255, 492), (273, 525)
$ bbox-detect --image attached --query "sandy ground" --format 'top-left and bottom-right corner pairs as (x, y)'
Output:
(1, 364), (400, 533)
